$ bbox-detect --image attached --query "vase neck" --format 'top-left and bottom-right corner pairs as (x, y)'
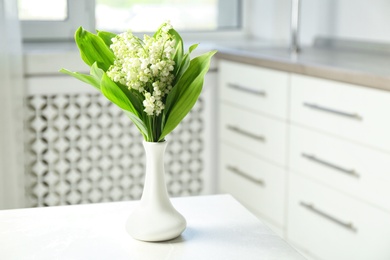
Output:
(141, 141), (170, 204)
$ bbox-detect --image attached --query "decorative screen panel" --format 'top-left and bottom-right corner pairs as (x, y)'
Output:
(25, 92), (204, 207)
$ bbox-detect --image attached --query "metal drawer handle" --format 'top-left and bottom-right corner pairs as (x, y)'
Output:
(227, 125), (265, 142)
(300, 201), (357, 233)
(303, 102), (362, 120)
(228, 83), (266, 97)
(302, 153), (360, 178)
(227, 165), (265, 186)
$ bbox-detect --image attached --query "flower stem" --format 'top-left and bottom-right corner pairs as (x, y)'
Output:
(148, 116), (153, 142)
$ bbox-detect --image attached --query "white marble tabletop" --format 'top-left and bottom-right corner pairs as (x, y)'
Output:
(0, 194), (305, 260)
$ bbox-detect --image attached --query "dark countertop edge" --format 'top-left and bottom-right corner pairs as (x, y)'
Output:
(215, 51), (390, 93)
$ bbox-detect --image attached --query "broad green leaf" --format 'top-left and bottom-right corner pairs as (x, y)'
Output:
(165, 50), (216, 116)
(60, 62), (104, 91)
(116, 83), (144, 116)
(143, 114), (152, 142)
(75, 27), (115, 71)
(90, 62), (104, 82)
(101, 73), (137, 114)
(97, 30), (117, 48)
(173, 54), (190, 85)
(160, 77), (204, 141)
(188, 43), (198, 53)
(159, 50), (217, 141)
(173, 44), (198, 85)
(169, 28), (184, 76)
(59, 68), (100, 90)
(100, 73), (149, 139)
(123, 110), (149, 141)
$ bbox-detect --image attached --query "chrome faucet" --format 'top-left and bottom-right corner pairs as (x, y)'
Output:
(290, 0), (301, 53)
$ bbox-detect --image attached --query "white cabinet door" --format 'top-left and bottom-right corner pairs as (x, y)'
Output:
(219, 60), (289, 120)
(288, 174), (390, 260)
(290, 74), (390, 152)
(219, 143), (286, 227)
(219, 103), (287, 166)
(289, 125), (390, 212)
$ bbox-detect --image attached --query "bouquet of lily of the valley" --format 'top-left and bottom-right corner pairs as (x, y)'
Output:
(61, 22), (216, 142)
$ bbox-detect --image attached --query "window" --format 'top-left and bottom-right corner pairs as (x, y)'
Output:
(18, 0), (95, 41)
(18, 0), (242, 41)
(18, 0), (68, 21)
(95, 0), (241, 33)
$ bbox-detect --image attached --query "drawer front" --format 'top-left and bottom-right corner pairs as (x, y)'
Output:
(219, 144), (286, 227)
(219, 60), (289, 120)
(290, 74), (390, 152)
(219, 103), (287, 165)
(289, 125), (390, 212)
(288, 174), (390, 260)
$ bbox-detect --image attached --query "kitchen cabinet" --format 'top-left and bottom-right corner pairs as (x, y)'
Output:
(217, 59), (390, 259)
(289, 125), (390, 212)
(218, 60), (289, 237)
(290, 74), (390, 153)
(288, 74), (390, 259)
(288, 174), (390, 260)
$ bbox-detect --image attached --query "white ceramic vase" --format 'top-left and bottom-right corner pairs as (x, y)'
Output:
(126, 141), (186, 242)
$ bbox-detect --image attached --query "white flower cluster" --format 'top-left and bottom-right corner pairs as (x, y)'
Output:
(107, 22), (176, 116)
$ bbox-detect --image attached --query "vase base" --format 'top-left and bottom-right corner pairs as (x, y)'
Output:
(126, 207), (186, 242)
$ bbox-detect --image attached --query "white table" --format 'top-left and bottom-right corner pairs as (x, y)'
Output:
(0, 194), (305, 259)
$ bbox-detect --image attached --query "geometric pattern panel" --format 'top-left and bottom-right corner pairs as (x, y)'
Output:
(25, 93), (204, 207)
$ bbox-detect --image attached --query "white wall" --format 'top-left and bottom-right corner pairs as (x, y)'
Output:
(0, 0), (25, 210)
(247, 0), (390, 46)
(247, 0), (290, 44)
(327, 0), (390, 43)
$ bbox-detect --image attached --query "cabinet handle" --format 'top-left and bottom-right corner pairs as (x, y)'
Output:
(228, 83), (266, 97)
(227, 165), (265, 186)
(227, 125), (265, 142)
(301, 153), (360, 178)
(300, 201), (357, 233)
(303, 102), (362, 120)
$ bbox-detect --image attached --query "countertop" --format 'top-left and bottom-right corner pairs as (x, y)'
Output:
(0, 194), (305, 260)
(23, 38), (390, 91)
(214, 40), (390, 92)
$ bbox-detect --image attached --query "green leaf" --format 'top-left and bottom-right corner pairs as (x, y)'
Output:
(59, 62), (104, 91)
(123, 110), (149, 141)
(159, 50), (217, 141)
(101, 73), (136, 113)
(100, 73), (149, 139)
(165, 50), (215, 115)
(116, 83), (144, 116)
(59, 68), (100, 90)
(188, 43), (198, 53)
(153, 22), (166, 38)
(173, 43), (198, 85)
(75, 27), (115, 71)
(169, 28), (184, 76)
(91, 62), (104, 79)
(97, 30), (117, 48)
(173, 55), (189, 86)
